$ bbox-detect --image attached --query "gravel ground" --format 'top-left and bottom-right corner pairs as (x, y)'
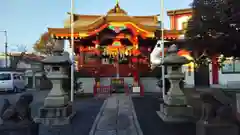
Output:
(132, 95), (196, 135)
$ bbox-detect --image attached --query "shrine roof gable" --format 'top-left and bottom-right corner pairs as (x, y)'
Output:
(64, 3), (158, 29)
(64, 13), (158, 28)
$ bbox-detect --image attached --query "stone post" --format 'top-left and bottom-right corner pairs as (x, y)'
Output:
(156, 44), (192, 122)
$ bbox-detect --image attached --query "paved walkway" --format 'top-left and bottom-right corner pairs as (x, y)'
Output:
(89, 94), (143, 135)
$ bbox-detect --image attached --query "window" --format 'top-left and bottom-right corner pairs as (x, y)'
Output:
(0, 73), (11, 80)
(102, 58), (110, 64)
(235, 59), (240, 72)
(14, 74), (21, 80)
(19, 75), (25, 80)
(13, 74), (16, 80)
(52, 66), (60, 71)
(31, 64), (40, 69)
(84, 52), (98, 64)
(182, 22), (188, 30)
(222, 58), (240, 73)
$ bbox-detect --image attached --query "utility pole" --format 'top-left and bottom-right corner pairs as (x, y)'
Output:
(70, 0), (75, 102)
(0, 31), (8, 67)
(160, 0), (165, 98)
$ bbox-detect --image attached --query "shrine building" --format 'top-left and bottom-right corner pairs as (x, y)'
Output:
(44, 0), (240, 92)
(46, 3), (198, 92)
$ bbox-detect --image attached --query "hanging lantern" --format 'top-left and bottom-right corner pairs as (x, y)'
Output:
(95, 44), (99, 48)
(129, 51), (132, 56)
(125, 50), (128, 56)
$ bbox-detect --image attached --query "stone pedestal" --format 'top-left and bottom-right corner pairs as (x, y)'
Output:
(44, 79), (68, 107)
(157, 103), (192, 122)
(35, 104), (75, 126)
(157, 94), (193, 122)
(156, 44), (193, 123)
(34, 51), (75, 126)
(196, 121), (238, 135)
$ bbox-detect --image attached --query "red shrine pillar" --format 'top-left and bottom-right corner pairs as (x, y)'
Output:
(78, 47), (85, 65)
(211, 55), (219, 84)
(76, 54), (80, 71)
(132, 65), (144, 96)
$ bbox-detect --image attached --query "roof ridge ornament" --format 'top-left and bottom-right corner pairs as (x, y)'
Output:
(107, 0), (127, 15)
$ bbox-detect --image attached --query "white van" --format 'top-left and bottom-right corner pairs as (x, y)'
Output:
(0, 71), (25, 93)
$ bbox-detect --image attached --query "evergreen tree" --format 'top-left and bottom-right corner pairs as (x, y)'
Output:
(186, 0), (226, 57)
(185, 0), (240, 59)
(222, 0), (240, 57)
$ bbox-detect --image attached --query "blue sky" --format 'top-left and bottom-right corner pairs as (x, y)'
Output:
(0, 0), (192, 52)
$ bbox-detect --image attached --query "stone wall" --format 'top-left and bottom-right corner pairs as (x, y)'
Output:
(77, 78), (95, 93)
(140, 77), (159, 93)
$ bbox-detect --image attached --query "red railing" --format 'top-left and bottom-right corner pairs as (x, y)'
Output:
(93, 85), (111, 96)
(93, 83), (144, 96)
(139, 83), (144, 96)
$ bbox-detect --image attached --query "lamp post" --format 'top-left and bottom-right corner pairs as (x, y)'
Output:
(70, 0), (75, 102)
(0, 30), (8, 67)
(160, 0), (165, 98)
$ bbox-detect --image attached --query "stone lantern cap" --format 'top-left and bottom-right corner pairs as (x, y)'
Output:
(42, 52), (71, 65)
(162, 44), (190, 65)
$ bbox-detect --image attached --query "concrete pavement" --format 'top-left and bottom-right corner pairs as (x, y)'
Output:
(89, 94), (143, 135)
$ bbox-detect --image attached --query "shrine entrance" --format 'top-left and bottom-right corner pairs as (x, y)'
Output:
(194, 64), (210, 87)
(93, 81), (130, 97)
(111, 78), (125, 93)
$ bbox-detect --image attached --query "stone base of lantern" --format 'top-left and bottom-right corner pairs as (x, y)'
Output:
(163, 94), (188, 105)
(34, 103), (76, 126)
(157, 103), (193, 123)
(44, 94), (69, 107)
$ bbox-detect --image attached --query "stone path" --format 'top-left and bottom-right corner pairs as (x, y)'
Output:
(89, 94), (143, 135)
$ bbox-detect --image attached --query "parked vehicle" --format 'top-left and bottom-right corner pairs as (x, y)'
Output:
(0, 71), (25, 93)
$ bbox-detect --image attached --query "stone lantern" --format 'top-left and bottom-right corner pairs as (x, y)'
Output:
(157, 44), (192, 122)
(34, 48), (75, 126)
